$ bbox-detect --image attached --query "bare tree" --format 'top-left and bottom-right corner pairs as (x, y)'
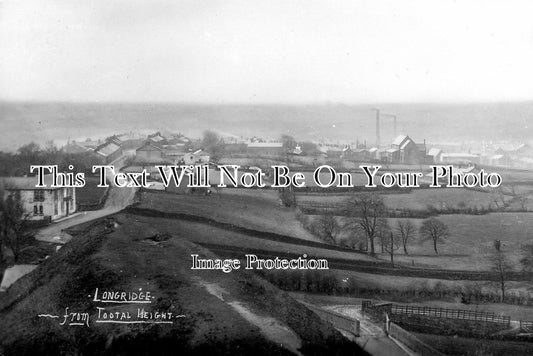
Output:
(396, 220), (415, 255)
(345, 193), (387, 256)
(490, 247), (512, 302)
(376, 220), (391, 253)
(311, 215), (339, 245)
(383, 232), (401, 267)
(419, 217), (449, 255)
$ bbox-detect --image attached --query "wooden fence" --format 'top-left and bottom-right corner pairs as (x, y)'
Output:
(520, 320), (533, 333)
(362, 301), (511, 326)
(391, 304), (511, 325)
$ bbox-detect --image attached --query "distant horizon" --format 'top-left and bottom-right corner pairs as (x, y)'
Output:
(2, 99), (533, 106)
(2, 100), (533, 153)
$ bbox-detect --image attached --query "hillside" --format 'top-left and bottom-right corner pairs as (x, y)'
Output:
(0, 217), (365, 356)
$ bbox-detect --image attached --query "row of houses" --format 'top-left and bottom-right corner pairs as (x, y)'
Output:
(64, 131), (211, 166)
(320, 135), (505, 166)
(63, 129), (533, 169)
(316, 135), (428, 164)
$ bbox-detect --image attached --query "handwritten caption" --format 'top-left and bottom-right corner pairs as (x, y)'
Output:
(38, 288), (185, 327)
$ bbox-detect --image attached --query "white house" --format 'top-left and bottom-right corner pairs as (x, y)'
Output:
(427, 148), (443, 163)
(0, 175), (76, 222)
(182, 149), (210, 165)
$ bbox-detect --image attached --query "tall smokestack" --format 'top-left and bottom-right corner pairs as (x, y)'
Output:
(375, 109), (380, 148)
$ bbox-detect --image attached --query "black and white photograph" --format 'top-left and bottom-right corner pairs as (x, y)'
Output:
(2, 0), (533, 355)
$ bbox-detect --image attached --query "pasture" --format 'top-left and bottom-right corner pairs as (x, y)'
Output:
(139, 189), (319, 241)
(380, 213), (533, 270)
(296, 187), (511, 210)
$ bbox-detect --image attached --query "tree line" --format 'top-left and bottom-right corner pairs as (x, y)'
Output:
(293, 192), (450, 265)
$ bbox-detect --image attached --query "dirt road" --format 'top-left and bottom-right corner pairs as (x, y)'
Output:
(35, 173), (137, 243)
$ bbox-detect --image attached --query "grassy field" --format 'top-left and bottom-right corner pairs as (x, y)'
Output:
(376, 213), (533, 270)
(139, 189), (320, 242)
(415, 333), (533, 356)
(139, 188), (533, 271)
(118, 213), (377, 263)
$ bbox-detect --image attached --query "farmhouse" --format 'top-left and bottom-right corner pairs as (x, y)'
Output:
(378, 135), (427, 164)
(147, 132), (167, 146)
(0, 175), (76, 222)
(161, 144), (188, 163)
(340, 146), (355, 160)
(427, 148), (443, 163)
(386, 135), (427, 164)
(349, 148), (375, 161)
(119, 138), (145, 157)
(380, 148), (400, 163)
(368, 147), (379, 160)
(136, 142), (167, 163)
(182, 149), (210, 165)
(94, 138), (122, 164)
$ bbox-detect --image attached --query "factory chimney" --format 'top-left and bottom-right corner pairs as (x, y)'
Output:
(375, 109), (380, 148)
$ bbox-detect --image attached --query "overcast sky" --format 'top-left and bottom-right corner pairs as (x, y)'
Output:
(1, 0), (533, 103)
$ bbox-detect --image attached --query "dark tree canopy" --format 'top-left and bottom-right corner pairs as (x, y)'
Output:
(201, 130), (224, 163)
(281, 135), (297, 162)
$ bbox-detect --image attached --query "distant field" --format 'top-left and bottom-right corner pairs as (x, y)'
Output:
(296, 187), (508, 210)
(383, 188), (507, 210)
